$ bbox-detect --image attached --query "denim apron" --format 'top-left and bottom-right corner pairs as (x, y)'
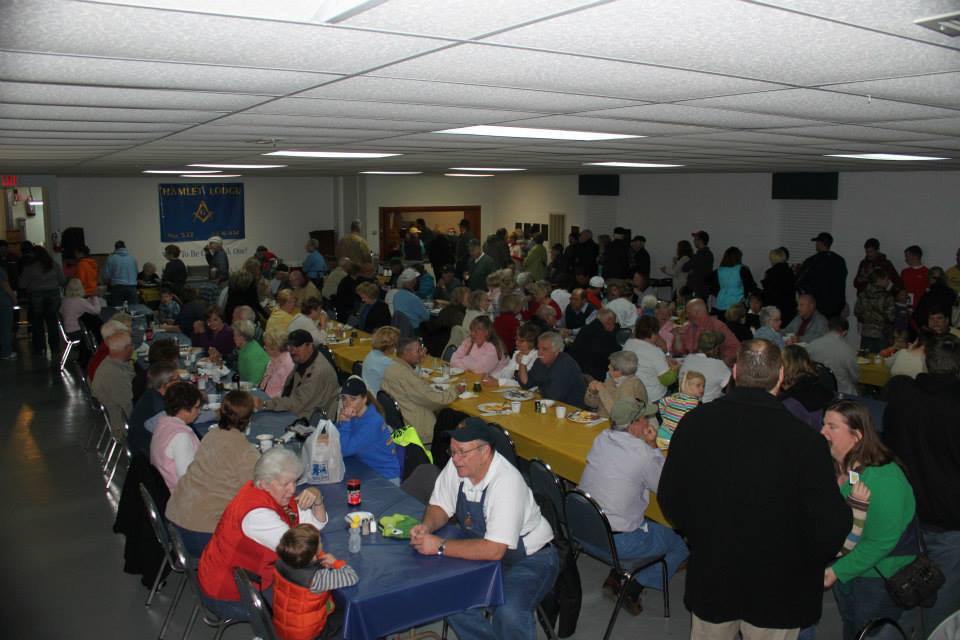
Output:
(455, 482), (527, 565)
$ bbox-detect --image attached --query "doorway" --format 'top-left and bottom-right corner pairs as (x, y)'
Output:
(2, 186), (49, 248)
(378, 205), (481, 257)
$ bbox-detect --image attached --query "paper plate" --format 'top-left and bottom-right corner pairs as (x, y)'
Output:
(568, 410), (601, 424)
(503, 389), (535, 401)
(478, 402), (513, 415)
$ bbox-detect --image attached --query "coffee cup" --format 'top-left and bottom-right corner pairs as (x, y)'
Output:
(555, 406), (567, 419)
(256, 434), (274, 453)
(511, 401), (521, 414)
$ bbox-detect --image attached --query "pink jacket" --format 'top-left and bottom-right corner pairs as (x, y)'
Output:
(260, 351), (295, 398)
(451, 340), (508, 375)
(150, 415), (200, 491)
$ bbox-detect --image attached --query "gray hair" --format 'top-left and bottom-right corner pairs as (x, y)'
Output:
(101, 318), (131, 339)
(65, 278), (85, 298)
(234, 305), (256, 323)
(233, 319), (257, 342)
(263, 330), (288, 351)
(596, 308), (617, 323)
(759, 305), (781, 327)
(147, 362), (177, 390)
(306, 238), (319, 251)
(253, 447), (304, 485)
(106, 331), (132, 353)
(537, 331), (564, 352)
(609, 350), (638, 376)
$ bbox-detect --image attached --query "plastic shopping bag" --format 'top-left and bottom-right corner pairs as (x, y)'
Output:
(300, 419), (345, 485)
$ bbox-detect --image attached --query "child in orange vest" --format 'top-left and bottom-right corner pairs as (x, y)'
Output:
(273, 524), (359, 640)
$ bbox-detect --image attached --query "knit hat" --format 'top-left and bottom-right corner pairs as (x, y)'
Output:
(589, 276), (605, 288)
(208, 235), (223, 245)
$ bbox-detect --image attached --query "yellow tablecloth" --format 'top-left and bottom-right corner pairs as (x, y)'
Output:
(858, 361), (890, 388)
(323, 332), (671, 525)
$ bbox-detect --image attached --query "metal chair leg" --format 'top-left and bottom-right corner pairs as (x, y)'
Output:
(181, 602), (201, 640)
(661, 559), (670, 618)
(158, 573), (186, 640)
(102, 438), (118, 471)
(59, 341), (73, 371)
(145, 555), (170, 606)
(602, 575), (630, 640)
(441, 620), (448, 640)
(84, 421), (102, 451)
(105, 445), (127, 488)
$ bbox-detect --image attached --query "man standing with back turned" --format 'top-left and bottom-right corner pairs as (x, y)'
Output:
(659, 339), (850, 640)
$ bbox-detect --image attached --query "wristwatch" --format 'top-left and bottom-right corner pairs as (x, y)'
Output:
(437, 539), (447, 557)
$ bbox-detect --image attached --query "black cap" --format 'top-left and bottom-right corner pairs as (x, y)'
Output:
(287, 329), (314, 347)
(451, 418), (495, 445)
(811, 232), (834, 246)
(340, 375), (367, 397)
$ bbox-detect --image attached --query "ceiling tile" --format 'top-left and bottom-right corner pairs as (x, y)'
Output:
(485, 0), (960, 85)
(0, 118), (178, 132)
(341, 0), (597, 38)
(251, 97), (546, 123)
(764, 124), (948, 142)
(7, 0), (445, 74)
(0, 103), (223, 122)
(0, 81), (270, 111)
(297, 76), (640, 112)
(575, 103), (826, 129)
(752, 0), (960, 51)
(0, 52), (342, 95)
(842, 117), (960, 136)
(684, 89), (960, 123)
(375, 44), (785, 101)
(490, 114), (723, 137)
(822, 73), (960, 110)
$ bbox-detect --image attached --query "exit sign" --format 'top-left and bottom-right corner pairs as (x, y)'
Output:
(1, 176), (16, 187)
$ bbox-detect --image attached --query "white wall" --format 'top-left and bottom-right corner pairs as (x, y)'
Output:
(55, 176), (336, 268)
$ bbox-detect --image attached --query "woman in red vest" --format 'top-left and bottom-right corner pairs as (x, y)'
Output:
(198, 448), (328, 620)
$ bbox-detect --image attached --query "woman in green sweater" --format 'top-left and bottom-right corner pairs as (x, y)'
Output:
(821, 399), (916, 640)
(233, 319), (269, 386)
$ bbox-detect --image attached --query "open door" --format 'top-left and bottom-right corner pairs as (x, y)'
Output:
(379, 205), (481, 257)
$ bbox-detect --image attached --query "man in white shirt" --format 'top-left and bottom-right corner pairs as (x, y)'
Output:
(604, 279), (639, 329)
(411, 421), (559, 640)
(804, 317), (859, 395)
(679, 331), (732, 403)
(578, 398), (689, 615)
(286, 296), (326, 344)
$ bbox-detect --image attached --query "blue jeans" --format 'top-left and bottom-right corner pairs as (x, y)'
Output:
(447, 544), (560, 640)
(0, 295), (13, 357)
(917, 527), (960, 636)
(834, 576), (905, 640)
(584, 520), (689, 590)
(29, 289), (61, 354)
(171, 523), (212, 559)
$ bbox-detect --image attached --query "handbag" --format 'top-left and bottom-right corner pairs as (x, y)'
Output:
(875, 518), (944, 609)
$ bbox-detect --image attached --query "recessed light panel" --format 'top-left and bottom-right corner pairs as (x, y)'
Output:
(264, 151), (401, 158)
(433, 125), (640, 141)
(180, 173), (243, 178)
(448, 167), (526, 172)
(584, 161), (684, 168)
(143, 169), (221, 174)
(360, 171), (422, 175)
(825, 153), (950, 161)
(444, 173), (495, 177)
(189, 164), (287, 169)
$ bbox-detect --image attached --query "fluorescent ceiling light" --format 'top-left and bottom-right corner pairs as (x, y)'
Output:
(189, 164), (286, 169)
(584, 161), (684, 168)
(264, 151), (400, 159)
(180, 174), (242, 178)
(448, 167), (526, 172)
(433, 125), (640, 141)
(824, 153), (950, 161)
(360, 171), (422, 175)
(143, 169), (221, 174)
(28, 200), (44, 206)
(445, 173), (495, 177)
(314, 0), (389, 23)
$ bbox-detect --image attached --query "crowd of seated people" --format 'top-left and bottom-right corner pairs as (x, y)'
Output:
(10, 219), (959, 640)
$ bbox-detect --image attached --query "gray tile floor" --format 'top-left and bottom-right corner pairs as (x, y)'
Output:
(0, 340), (844, 639)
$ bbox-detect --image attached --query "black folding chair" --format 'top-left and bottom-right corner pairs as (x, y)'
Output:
(441, 343), (457, 362)
(139, 484), (186, 640)
(485, 422), (518, 468)
(527, 459), (567, 536)
(167, 522), (246, 640)
(857, 618), (908, 640)
(233, 568), (277, 640)
(564, 490), (669, 640)
(351, 360), (363, 377)
(377, 390), (406, 431)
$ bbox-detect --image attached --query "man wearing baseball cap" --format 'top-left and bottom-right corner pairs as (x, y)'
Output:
(254, 329), (339, 420)
(686, 231), (714, 300)
(578, 398), (689, 615)
(392, 267), (429, 329)
(586, 275), (605, 308)
(796, 231), (848, 318)
(411, 418), (559, 639)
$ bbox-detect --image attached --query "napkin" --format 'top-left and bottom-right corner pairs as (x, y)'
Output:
(458, 391), (478, 400)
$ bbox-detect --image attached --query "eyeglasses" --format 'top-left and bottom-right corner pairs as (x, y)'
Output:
(447, 445), (487, 459)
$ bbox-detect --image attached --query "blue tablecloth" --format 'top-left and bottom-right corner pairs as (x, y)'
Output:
(319, 460), (504, 640)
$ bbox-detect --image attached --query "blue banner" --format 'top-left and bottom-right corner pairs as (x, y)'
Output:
(158, 182), (245, 242)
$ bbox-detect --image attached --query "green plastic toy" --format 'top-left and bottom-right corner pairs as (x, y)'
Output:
(379, 513), (420, 539)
